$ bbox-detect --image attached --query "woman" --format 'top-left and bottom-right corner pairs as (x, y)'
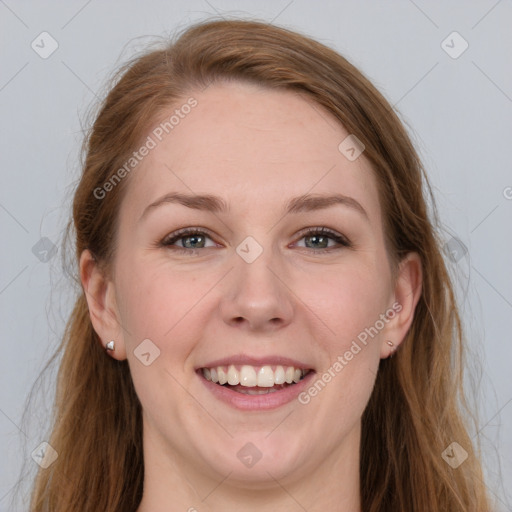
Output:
(29, 18), (491, 511)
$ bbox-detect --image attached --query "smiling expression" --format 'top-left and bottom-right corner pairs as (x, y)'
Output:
(83, 80), (419, 491)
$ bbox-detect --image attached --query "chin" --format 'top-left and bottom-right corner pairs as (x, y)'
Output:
(199, 433), (310, 487)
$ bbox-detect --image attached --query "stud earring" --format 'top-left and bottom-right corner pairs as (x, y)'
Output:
(105, 340), (115, 352)
(386, 340), (396, 358)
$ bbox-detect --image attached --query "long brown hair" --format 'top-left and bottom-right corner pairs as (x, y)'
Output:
(27, 18), (491, 511)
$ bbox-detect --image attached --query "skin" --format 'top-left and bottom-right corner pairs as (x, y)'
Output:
(81, 81), (422, 512)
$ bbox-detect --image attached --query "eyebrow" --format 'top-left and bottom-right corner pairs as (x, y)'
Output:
(140, 192), (229, 221)
(286, 193), (369, 220)
(139, 192), (369, 222)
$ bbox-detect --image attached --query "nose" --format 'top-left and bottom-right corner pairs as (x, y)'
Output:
(219, 251), (294, 332)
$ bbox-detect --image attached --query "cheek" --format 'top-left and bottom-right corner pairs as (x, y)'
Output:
(293, 259), (391, 349)
(115, 259), (220, 350)
(294, 264), (387, 433)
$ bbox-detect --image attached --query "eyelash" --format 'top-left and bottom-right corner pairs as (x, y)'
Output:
(160, 227), (352, 254)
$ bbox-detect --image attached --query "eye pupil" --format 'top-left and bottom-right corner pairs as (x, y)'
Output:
(183, 235), (205, 248)
(305, 235), (328, 249)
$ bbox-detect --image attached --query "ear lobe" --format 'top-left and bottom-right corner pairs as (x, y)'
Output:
(380, 251), (423, 358)
(79, 249), (127, 360)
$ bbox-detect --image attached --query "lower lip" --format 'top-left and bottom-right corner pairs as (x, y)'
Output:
(197, 370), (316, 411)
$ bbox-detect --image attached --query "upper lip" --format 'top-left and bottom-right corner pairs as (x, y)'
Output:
(196, 354), (315, 370)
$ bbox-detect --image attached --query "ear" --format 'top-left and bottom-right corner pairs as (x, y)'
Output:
(79, 249), (127, 360)
(380, 252), (422, 358)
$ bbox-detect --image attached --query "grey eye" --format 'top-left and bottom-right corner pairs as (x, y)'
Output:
(304, 234), (331, 249)
(181, 234), (207, 249)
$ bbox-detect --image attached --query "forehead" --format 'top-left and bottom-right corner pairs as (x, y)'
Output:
(121, 81), (381, 222)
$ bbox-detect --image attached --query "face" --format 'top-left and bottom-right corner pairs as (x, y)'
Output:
(84, 81), (420, 494)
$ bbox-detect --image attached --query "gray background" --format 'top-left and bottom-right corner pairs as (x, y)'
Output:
(1, 1), (511, 510)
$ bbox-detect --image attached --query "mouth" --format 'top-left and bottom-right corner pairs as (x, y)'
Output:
(196, 363), (316, 410)
(199, 364), (313, 395)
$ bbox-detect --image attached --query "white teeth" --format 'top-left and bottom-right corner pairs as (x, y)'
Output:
(257, 366), (274, 387)
(227, 365), (239, 385)
(240, 365), (257, 387)
(274, 365), (285, 385)
(201, 364), (309, 387)
(217, 367), (228, 385)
